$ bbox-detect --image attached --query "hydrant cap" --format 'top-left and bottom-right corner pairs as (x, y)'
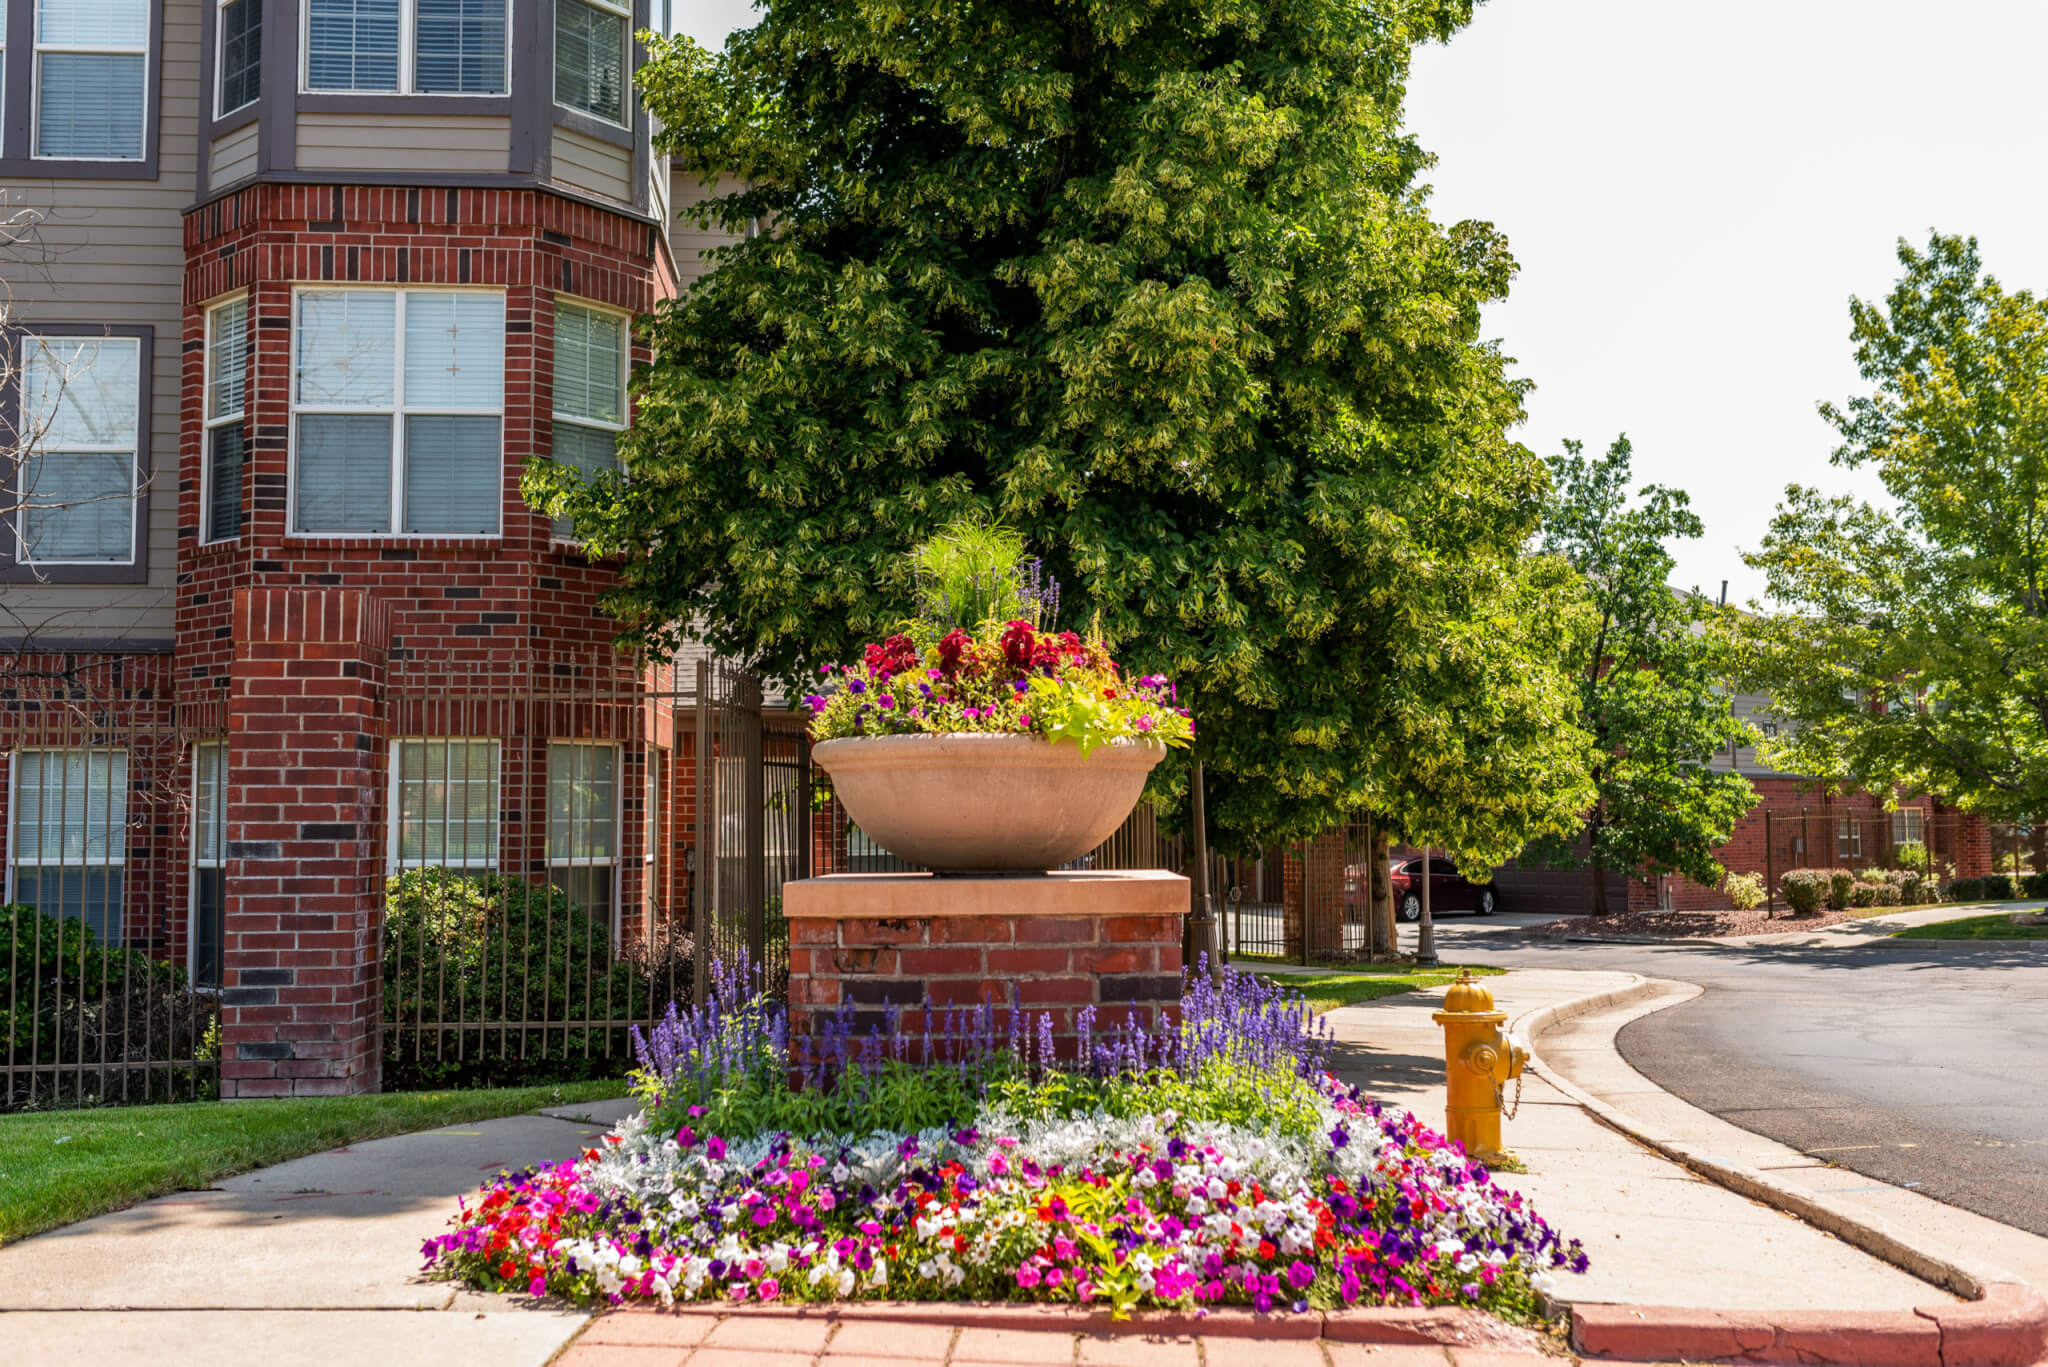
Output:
(1442, 968), (1495, 1014)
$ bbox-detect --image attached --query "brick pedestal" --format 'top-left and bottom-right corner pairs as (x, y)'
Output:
(219, 588), (391, 1098)
(785, 870), (1187, 1063)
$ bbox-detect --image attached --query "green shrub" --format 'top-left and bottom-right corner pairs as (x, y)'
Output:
(1723, 872), (1767, 911)
(1780, 870), (1831, 915)
(1849, 881), (1877, 908)
(1947, 876), (1982, 902)
(1982, 873), (2016, 901)
(1826, 869), (1856, 910)
(3, 903), (217, 1109)
(382, 870), (694, 1090)
(2022, 872), (2048, 899)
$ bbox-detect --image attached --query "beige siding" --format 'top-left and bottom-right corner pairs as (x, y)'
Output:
(297, 114), (511, 173)
(0, 0), (197, 646)
(551, 126), (633, 205)
(669, 171), (747, 291)
(210, 122), (258, 187)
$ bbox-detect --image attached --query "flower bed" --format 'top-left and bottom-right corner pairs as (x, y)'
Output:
(421, 967), (1587, 1320)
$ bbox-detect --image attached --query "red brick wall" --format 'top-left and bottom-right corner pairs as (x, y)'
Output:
(219, 588), (391, 1097)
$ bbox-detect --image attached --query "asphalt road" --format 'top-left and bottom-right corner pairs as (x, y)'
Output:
(1403, 913), (2048, 1239)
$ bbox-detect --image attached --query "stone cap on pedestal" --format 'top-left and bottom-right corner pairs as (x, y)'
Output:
(784, 869), (1189, 921)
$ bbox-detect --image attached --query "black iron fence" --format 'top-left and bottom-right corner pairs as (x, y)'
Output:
(1, 655), (222, 1109)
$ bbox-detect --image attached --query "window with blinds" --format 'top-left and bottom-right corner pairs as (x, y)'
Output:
(292, 288), (504, 535)
(1891, 807), (1925, 847)
(550, 301), (627, 540)
(8, 748), (128, 943)
(217, 0), (260, 114)
(205, 298), (248, 542)
(34, 0), (148, 160)
(305, 0), (506, 94)
(555, 0), (629, 125)
(548, 742), (618, 926)
(391, 739), (500, 868)
(18, 334), (140, 564)
(191, 742), (227, 987)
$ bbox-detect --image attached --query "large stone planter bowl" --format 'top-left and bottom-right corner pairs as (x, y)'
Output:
(811, 733), (1167, 873)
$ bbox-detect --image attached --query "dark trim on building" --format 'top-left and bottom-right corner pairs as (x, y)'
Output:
(0, 0), (164, 181)
(0, 637), (175, 655)
(0, 324), (155, 587)
(555, 104), (632, 150)
(508, 0), (548, 175)
(260, 0), (299, 174)
(295, 94), (517, 117)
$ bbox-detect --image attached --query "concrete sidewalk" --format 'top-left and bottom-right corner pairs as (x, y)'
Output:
(0, 1094), (639, 1364)
(1320, 969), (1950, 1312)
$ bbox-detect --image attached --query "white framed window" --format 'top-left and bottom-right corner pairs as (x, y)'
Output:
(17, 334), (141, 565)
(191, 741), (227, 988)
(304, 0), (508, 95)
(390, 738), (500, 869)
(554, 0), (629, 126)
(550, 299), (627, 539)
(34, 0), (149, 160)
(1892, 807), (1925, 848)
(291, 287), (505, 536)
(217, 0), (261, 115)
(7, 748), (127, 943)
(204, 297), (249, 543)
(1836, 817), (1863, 861)
(548, 741), (618, 925)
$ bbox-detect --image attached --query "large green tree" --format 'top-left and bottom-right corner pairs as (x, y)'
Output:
(1526, 439), (1755, 914)
(1738, 233), (2048, 822)
(539, 0), (1593, 861)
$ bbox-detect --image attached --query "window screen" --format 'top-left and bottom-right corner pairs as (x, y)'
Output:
(18, 336), (140, 563)
(555, 0), (628, 125)
(35, 0), (148, 159)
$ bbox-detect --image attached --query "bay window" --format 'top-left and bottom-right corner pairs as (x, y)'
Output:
(217, 0), (261, 115)
(291, 287), (505, 536)
(555, 0), (628, 125)
(391, 739), (500, 870)
(305, 0), (508, 95)
(17, 334), (142, 565)
(548, 741), (617, 925)
(205, 297), (249, 542)
(550, 300), (626, 539)
(34, 0), (149, 160)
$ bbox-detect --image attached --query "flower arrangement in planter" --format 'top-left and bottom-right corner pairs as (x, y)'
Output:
(420, 963), (1587, 1319)
(800, 523), (1194, 871)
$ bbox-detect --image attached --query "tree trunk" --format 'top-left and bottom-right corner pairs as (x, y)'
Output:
(1587, 804), (1612, 917)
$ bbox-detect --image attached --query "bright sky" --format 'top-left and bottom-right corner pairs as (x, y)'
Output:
(674, 0), (2048, 605)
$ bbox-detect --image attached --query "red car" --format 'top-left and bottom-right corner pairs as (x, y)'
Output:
(1390, 855), (1498, 921)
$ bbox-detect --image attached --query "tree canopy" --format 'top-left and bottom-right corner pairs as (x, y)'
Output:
(1528, 439), (1754, 913)
(1737, 233), (2048, 821)
(538, 0), (1592, 861)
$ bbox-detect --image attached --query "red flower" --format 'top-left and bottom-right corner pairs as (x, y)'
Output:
(1257, 1240), (1278, 1261)
(864, 634), (918, 678)
(1000, 620), (1039, 672)
(936, 629), (975, 676)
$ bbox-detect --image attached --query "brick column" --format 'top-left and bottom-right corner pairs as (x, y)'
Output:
(785, 871), (1186, 1068)
(220, 588), (392, 1098)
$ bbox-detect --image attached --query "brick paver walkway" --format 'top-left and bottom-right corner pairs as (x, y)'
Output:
(555, 1312), (1602, 1367)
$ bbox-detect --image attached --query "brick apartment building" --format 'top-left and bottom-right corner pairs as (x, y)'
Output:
(0, 0), (738, 1096)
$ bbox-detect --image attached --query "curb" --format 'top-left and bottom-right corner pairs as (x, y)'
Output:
(1515, 977), (2048, 1366)
(597, 1300), (1550, 1353)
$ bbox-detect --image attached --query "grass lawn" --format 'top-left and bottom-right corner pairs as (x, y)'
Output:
(1891, 913), (2048, 941)
(0, 1079), (629, 1247)
(1250, 961), (1506, 1014)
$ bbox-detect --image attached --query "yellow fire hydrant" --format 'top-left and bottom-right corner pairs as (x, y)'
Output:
(1432, 969), (1528, 1167)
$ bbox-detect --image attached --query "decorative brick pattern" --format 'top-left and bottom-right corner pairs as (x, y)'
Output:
(219, 587), (391, 1097)
(784, 873), (1187, 1062)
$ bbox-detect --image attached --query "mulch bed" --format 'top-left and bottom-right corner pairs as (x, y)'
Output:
(1519, 907), (1860, 940)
